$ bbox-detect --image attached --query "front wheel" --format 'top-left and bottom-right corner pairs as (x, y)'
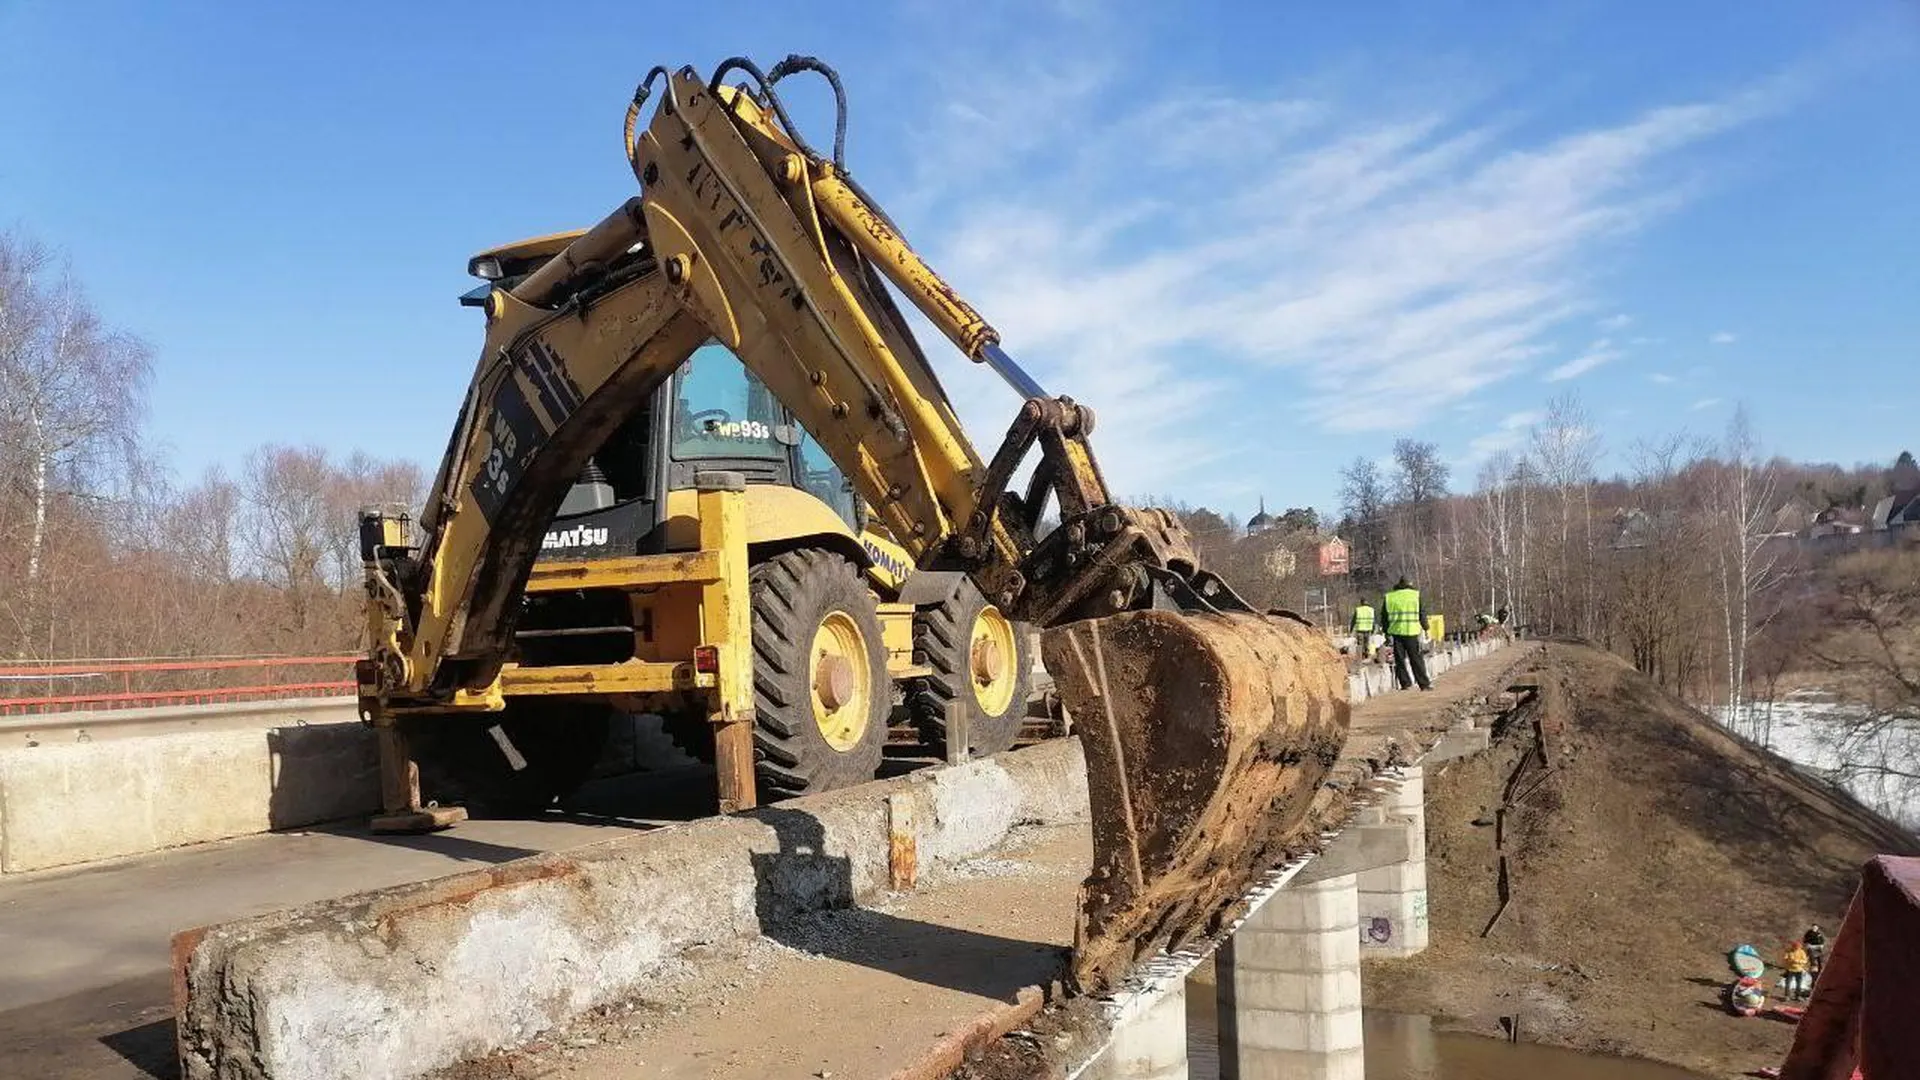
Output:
(749, 548), (890, 797)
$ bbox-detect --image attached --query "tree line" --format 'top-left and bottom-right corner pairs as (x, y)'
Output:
(1, 231), (421, 661)
(1149, 393), (1918, 740)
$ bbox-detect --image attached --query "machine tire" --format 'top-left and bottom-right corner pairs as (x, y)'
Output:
(750, 549), (889, 797)
(404, 701), (611, 816)
(908, 581), (1033, 760)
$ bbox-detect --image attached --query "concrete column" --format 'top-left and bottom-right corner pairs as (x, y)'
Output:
(1217, 873), (1363, 1080)
(1357, 766), (1429, 957)
(1095, 982), (1188, 1080)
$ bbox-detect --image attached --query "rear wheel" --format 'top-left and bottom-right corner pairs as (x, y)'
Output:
(405, 701), (611, 816)
(750, 549), (889, 797)
(909, 582), (1033, 760)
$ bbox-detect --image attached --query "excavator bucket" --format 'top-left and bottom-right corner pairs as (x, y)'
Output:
(1042, 608), (1350, 992)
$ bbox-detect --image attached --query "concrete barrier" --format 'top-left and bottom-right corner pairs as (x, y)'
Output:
(0, 696), (361, 747)
(0, 712), (379, 873)
(175, 739), (1092, 1080)
(0, 704), (714, 875)
(1345, 638), (1499, 704)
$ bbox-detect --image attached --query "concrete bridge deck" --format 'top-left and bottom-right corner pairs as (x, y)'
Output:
(0, 638), (1529, 1079)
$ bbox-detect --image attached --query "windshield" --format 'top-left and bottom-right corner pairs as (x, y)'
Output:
(670, 343), (786, 461)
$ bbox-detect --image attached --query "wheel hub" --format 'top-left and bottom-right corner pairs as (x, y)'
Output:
(809, 610), (873, 752)
(814, 653), (856, 711)
(968, 605), (1020, 717)
(970, 638), (1005, 686)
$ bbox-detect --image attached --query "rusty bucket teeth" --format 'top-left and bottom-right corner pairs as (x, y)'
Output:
(1041, 608), (1351, 994)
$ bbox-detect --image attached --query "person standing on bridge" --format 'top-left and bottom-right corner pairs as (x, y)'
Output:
(1383, 577), (1432, 691)
(1350, 597), (1378, 660)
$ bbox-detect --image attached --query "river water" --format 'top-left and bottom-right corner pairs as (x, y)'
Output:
(1718, 693), (1920, 829)
(1184, 995), (1710, 1079)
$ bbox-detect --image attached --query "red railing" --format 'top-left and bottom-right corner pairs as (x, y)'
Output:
(0, 655), (357, 715)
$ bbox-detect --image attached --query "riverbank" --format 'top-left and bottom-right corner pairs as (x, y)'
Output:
(1362, 643), (1917, 1079)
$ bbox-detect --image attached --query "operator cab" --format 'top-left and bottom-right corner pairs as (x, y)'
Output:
(459, 243), (860, 561)
(531, 342), (860, 563)
(511, 342), (863, 667)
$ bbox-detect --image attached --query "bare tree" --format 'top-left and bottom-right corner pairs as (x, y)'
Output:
(1340, 457), (1390, 589)
(1709, 406), (1785, 736)
(1606, 437), (1712, 689)
(169, 467), (243, 584)
(241, 445), (338, 632)
(1530, 394), (1602, 636)
(0, 233), (153, 656)
(1391, 439), (1450, 507)
(1476, 452), (1521, 619)
(1807, 549), (1920, 801)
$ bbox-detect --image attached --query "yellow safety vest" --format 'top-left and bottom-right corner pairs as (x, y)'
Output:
(1352, 605), (1375, 632)
(1384, 588), (1422, 636)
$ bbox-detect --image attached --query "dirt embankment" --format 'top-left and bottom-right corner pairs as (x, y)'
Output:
(1364, 643), (1917, 1079)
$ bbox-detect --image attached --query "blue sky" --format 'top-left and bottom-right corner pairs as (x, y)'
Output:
(3, 0), (1915, 520)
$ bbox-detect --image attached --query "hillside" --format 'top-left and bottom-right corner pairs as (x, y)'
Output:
(1365, 643), (1917, 1079)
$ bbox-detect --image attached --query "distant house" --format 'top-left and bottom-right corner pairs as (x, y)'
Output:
(1771, 495), (1817, 536)
(1866, 495), (1920, 531)
(1888, 496), (1920, 529)
(1318, 536), (1350, 577)
(1809, 506), (1869, 539)
(1872, 495), (1897, 531)
(1246, 499), (1277, 535)
(1610, 508), (1664, 550)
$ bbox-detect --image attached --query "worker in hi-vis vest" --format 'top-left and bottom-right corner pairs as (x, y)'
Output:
(1349, 599), (1377, 659)
(1382, 576), (1433, 691)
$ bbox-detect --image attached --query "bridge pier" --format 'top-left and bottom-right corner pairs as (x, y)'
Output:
(1094, 981), (1189, 1080)
(1357, 766), (1429, 958)
(1216, 873), (1365, 1080)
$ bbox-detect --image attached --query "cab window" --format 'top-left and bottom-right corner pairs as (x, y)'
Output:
(670, 344), (786, 461)
(798, 430), (859, 530)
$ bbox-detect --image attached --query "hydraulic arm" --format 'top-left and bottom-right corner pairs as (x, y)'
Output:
(360, 59), (1349, 991)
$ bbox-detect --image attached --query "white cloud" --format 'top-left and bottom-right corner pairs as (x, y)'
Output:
(1598, 313), (1634, 330)
(1546, 338), (1625, 382)
(881, 23), (1768, 493)
(1465, 409), (1546, 463)
(1710, 331), (1738, 344)
(1648, 372), (1678, 384)
(1690, 397), (1724, 411)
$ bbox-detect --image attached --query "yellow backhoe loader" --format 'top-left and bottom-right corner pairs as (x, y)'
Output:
(357, 56), (1350, 991)
(384, 333), (1034, 813)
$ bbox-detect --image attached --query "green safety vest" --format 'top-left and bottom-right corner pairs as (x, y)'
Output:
(1383, 588), (1422, 636)
(1352, 604), (1376, 632)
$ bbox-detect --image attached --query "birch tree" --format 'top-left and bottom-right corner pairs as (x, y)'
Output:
(0, 233), (152, 655)
(1710, 406), (1785, 737)
(1530, 394), (1602, 636)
